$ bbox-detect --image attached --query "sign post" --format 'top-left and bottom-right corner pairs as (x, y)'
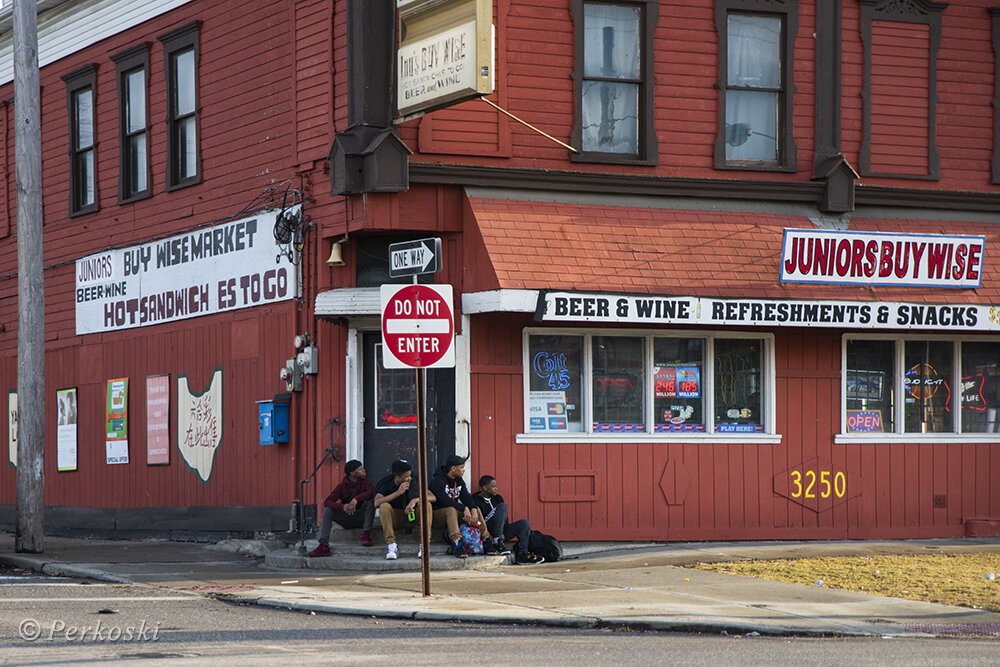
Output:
(381, 281), (455, 596)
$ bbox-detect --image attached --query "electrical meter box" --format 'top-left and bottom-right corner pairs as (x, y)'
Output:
(258, 393), (291, 445)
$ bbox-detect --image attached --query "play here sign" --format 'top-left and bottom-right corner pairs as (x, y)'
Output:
(380, 284), (455, 369)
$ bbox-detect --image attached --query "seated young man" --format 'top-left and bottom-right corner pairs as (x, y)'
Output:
(473, 475), (544, 564)
(374, 459), (454, 560)
(308, 459), (375, 557)
(429, 455), (498, 556)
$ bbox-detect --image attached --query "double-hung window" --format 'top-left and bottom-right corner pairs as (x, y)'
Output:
(159, 23), (200, 189)
(842, 336), (1000, 439)
(112, 45), (150, 202)
(715, 0), (797, 170)
(572, 0), (657, 163)
(63, 66), (98, 215)
(524, 330), (774, 438)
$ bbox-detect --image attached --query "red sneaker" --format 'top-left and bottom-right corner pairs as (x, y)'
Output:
(359, 531), (373, 547)
(307, 543), (331, 558)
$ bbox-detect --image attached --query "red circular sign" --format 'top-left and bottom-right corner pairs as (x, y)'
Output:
(381, 285), (454, 368)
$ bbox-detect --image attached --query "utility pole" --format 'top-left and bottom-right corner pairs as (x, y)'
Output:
(14, 0), (45, 553)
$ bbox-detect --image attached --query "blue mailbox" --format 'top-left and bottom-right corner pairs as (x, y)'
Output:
(258, 392), (291, 445)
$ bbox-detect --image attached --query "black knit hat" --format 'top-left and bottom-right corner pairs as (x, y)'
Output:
(344, 459), (362, 475)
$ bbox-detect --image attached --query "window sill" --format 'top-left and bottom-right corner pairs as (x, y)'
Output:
(516, 433), (782, 445)
(571, 152), (656, 167)
(835, 433), (1000, 445)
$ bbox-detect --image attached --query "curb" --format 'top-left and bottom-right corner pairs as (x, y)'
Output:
(0, 554), (135, 585)
(224, 593), (909, 638)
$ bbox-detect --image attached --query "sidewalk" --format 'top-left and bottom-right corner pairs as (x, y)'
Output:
(2, 532), (999, 638)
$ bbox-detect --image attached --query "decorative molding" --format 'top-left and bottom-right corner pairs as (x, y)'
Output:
(992, 7), (1000, 184)
(814, 0), (842, 168)
(410, 163), (1000, 213)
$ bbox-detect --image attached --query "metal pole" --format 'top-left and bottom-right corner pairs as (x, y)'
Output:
(415, 366), (430, 596)
(13, 0), (45, 554)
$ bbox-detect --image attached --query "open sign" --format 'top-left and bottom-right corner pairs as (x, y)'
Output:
(847, 409), (883, 433)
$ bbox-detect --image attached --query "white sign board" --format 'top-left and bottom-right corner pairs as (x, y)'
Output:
(75, 207), (299, 334)
(780, 229), (985, 288)
(539, 291), (1000, 332)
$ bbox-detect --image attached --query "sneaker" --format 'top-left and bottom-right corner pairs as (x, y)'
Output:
(495, 540), (512, 556)
(482, 540), (498, 555)
(359, 531), (372, 547)
(417, 544), (423, 559)
(451, 540), (468, 559)
(307, 543), (331, 558)
(515, 552), (544, 565)
(386, 543), (398, 560)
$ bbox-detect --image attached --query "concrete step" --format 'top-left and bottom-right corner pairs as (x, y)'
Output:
(264, 546), (512, 572)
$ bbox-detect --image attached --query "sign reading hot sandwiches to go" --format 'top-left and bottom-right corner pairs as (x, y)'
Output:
(780, 229), (985, 288)
(74, 207), (299, 334)
(538, 291), (1000, 332)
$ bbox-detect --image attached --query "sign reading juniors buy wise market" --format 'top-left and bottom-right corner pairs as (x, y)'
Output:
(538, 291), (1000, 332)
(74, 207), (299, 334)
(780, 229), (985, 288)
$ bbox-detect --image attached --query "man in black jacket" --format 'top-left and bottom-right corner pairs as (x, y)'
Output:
(473, 475), (544, 565)
(428, 455), (497, 556)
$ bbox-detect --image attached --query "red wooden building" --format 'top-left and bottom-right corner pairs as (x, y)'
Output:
(0, 0), (998, 541)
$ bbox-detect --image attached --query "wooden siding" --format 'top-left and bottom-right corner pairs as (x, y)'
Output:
(869, 21), (930, 176)
(0, 0), (329, 513)
(469, 313), (999, 540)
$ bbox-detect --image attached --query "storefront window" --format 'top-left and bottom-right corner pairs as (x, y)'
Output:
(713, 338), (764, 433)
(961, 342), (1000, 433)
(904, 341), (953, 434)
(524, 331), (773, 437)
(844, 337), (1000, 438)
(846, 339), (894, 433)
(653, 337), (705, 432)
(592, 336), (645, 432)
(527, 335), (584, 432)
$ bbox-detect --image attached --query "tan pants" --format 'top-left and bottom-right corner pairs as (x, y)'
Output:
(379, 503), (491, 545)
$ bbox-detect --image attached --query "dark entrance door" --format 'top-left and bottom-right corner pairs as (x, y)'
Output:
(362, 332), (455, 485)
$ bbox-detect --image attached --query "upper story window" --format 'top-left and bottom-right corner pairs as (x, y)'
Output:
(523, 330), (775, 440)
(63, 65), (98, 216)
(842, 336), (1000, 440)
(714, 0), (797, 171)
(572, 0), (657, 164)
(112, 44), (150, 203)
(158, 23), (200, 189)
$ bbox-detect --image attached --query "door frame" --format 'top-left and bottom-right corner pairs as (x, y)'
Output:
(344, 314), (472, 484)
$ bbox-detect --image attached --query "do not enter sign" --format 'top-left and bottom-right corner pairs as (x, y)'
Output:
(380, 284), (455, 369)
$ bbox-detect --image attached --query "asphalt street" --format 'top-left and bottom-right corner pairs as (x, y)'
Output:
(1, 566), (999, 666)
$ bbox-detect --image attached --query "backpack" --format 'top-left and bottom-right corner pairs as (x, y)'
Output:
(459, 522), (484, 555)
(528, 530), (562, 562)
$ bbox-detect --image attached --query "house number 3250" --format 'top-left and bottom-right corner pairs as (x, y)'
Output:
(790, 470), (846, 499)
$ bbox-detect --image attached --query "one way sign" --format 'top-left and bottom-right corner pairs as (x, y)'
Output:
(388, 238), (442, 278)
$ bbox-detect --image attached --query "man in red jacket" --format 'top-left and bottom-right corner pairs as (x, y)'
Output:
(308, 459), (375, 556)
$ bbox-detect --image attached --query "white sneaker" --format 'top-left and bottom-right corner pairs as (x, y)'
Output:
(417, 544), (423, 559)
(386, 543), (398, 560)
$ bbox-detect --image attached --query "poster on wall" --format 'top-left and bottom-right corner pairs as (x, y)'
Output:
(146, 375), (170, 465)
(8, 390), (17, 468)
(56, 388), (78, 472)
(528, 390), (568, 431)
(105, 378), (129, 465)
(177, 368), (223, 483)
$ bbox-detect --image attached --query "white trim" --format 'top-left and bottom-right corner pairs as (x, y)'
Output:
(345, 328), (363, 463)
(0, 0), (197, 87)
(517, 434), (782, 445)
(456, 314), (472, 460)
(315, 288), (381, 317)
(462, 289), (538, 314)
(836, 434), (1000, 445)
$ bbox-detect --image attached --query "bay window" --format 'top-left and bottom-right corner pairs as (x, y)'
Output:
(524, 330), (774, 437)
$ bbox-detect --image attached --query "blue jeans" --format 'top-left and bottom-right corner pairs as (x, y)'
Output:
(484, 502), (531, 557)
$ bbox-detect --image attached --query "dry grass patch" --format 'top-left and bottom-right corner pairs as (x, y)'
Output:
(692, 553), (1000, 612)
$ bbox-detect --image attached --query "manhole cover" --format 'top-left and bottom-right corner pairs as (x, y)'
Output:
(902, 623), (1000, 638)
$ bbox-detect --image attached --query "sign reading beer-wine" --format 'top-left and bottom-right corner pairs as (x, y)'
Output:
(780, 229), (985, 288)
(74, 208), (299, 334)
